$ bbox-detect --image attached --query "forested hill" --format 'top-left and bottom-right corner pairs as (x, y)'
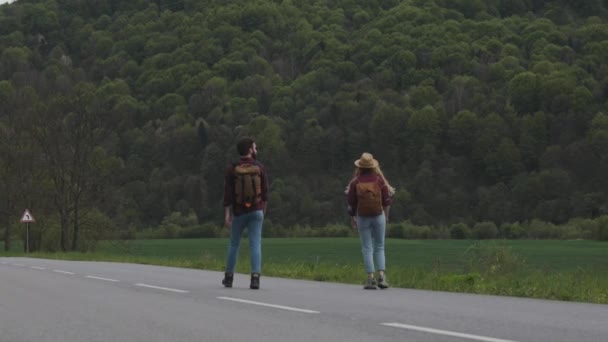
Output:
(1, 0), (608, 246)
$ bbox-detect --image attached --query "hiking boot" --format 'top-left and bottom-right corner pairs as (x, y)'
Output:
(363, 278), (377, 290)
(222, 272), (233, 288)
(377, 276), (389, 289)
(250, 273), (260, 290)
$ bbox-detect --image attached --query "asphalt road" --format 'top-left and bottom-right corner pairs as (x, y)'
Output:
(1, 257), (606, 342)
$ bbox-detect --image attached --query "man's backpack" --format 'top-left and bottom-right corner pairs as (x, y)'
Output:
(233, 162), (262, 209)
(356, 180), (383, 216)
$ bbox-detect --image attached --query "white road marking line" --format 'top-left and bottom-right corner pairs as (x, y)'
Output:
(53, 270), (76, 275)
(85, 275), (119, 282)
(218, 296), (320, 314)
(12, 263), (25, 267)
(30, 266), (46, 270)
(381, 323), (518, 342)
(135, 283), (189, 293)
(53, 270), (75, 275)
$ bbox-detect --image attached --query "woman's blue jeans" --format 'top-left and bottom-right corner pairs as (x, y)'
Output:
(357, 213), (386, 273)
(225, 210), (263, 274)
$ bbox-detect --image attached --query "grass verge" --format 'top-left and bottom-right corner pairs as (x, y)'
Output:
(1, 239), (607, 304)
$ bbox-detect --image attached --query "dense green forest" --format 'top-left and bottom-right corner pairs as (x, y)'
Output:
(1, 0), (608, 251)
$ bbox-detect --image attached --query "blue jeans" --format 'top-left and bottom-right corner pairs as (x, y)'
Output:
(357, 213), (386, 274)
(225, 210), (264, 274)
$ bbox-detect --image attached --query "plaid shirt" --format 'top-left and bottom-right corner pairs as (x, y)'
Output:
(223, 157), (269, 215)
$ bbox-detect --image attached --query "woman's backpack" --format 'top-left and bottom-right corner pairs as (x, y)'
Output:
(356, 180), (383, 216)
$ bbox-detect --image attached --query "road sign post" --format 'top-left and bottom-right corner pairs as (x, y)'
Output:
(20, 209), (35, 253)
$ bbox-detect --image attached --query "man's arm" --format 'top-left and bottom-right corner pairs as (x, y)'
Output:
(224, 206), (232, 228)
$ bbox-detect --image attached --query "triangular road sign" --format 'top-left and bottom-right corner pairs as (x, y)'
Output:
(20, 209), (35, 223)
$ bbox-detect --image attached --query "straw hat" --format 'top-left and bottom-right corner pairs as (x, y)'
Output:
(354, 152), (379, 169)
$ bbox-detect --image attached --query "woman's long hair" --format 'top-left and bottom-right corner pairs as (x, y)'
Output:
(345, 165), (396, 196)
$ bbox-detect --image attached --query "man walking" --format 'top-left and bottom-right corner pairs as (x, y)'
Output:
(222, 137), (268, 289)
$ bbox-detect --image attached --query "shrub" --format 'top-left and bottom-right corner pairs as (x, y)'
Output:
(118, 226), (137, 240)
(263, 225), (289, 238)
(403, 224), (433, 239)
(464, 241), (526, 274)
(450, 223), (470, 239)
(179, 223), (220, 238)
(473, 221), (498, 239)
(387, 223), (405, 238)
(527, 220), (560, 239)
(499, 222), (527, 239)
(136, 227), (166, 239)
(162, 223), (179, 239)
(433, 226), (451, 239)
(320, 224), (350, 237)
(568, 218), (596, 239)
(596, 216), (608, 241)
(39, 222), (61, 252)
(76, 209), (116, 252)
(161, 211), (198, 227)
(557, 224), (581, 240)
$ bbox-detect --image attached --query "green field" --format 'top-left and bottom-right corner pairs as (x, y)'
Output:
(3, 238), (607, 271)
(2, 238), (607, 303)
(94, 238), (608, 272)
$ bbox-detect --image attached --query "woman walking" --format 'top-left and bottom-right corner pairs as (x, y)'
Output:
(346, 152), (395, 289)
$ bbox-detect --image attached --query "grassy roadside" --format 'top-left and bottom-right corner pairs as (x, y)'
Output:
(2, 238), (607, 304)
